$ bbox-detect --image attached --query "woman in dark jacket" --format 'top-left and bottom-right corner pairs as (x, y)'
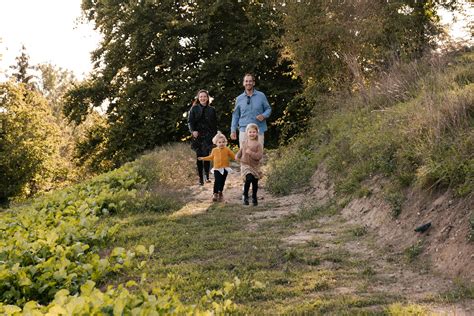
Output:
(188, 89), (217, 185)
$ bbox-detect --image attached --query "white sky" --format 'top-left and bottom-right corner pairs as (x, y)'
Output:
(0, 0), (101, 81)
(438, 2), (473, 45)
(0, 1), (471, 83)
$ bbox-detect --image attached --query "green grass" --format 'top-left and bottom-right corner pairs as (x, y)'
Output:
(266, 50), (474, 200)
(97, 189), (471, 314)
(265, 139), (321, 195)
(404, 241), (424, 262)
(386, 303), (428, 315)
(435, 279), (474, 303)
(100, 199), (409, 314)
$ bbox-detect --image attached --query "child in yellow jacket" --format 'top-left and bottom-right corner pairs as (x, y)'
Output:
(198, 131), (236, 202)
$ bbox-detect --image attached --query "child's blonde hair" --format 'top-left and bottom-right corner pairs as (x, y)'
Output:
(246, 123), (259, 133)
(245, 123), (260, 140)
(212, 131), (227, 145)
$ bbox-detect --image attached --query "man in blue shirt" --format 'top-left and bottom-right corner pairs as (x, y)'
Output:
(230, 73), (272, 147)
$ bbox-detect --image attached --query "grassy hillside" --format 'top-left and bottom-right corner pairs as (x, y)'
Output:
(266, 50), (473, 204)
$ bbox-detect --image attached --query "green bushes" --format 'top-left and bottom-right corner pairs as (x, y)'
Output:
(0, 82), (66, 205)
(134, 143), (195, 189)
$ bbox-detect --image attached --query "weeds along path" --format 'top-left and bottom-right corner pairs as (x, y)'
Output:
(177, 161), (473, 314)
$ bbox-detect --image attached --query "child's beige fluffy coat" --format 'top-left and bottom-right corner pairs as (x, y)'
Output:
(236, 139), (263, 179)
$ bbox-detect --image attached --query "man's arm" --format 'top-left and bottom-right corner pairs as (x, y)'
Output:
(261, 94), (272, 119)
(230, 99), (241, 139)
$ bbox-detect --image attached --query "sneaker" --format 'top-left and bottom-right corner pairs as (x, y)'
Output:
(212, 193), (218, 202)
(252, 198), (258, 206)
(199, 180), (204, 186)
(218, 192), (224, 201)
(205, 174), (212, 183)
(242, 195), (249, 205)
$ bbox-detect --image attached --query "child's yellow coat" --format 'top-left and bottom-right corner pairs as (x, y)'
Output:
(200, 147), (235, 169)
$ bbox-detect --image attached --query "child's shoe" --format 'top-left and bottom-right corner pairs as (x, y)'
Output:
(212, 193), (218, 202)
(252, 197), (258, 206)
(242, 195), (249, 205)
(218, 192), (224, 202)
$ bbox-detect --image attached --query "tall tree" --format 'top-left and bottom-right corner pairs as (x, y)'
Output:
(280, 0), (458, 92)
(65, 0), (202, 169)
(0, 82), (64, 205)
(272, 0), (460, 139)
(37, 64), (77, 118)
(64, 0), (302, 171)
(36, 64), (83, 181)
(10, 45), (36, 88)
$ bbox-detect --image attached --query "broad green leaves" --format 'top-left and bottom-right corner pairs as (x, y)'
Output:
(0, 164), (143, 305)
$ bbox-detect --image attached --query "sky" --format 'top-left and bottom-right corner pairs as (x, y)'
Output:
(0, 0), (101, 80)
(0, 1), (472, 82)
(438, 2), (473, 46)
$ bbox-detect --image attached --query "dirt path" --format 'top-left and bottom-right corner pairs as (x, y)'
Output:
(182, 162), (473, 314)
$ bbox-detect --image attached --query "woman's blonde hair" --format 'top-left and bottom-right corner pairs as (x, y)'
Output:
(212, 131), (227, 145)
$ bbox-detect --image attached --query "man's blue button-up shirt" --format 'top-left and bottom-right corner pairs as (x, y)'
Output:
(231, 89), (272, 134)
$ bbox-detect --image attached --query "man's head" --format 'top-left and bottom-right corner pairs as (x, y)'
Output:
(243, 73), (255, 92)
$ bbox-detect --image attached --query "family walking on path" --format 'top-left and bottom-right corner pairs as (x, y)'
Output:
(188, 73), (271, 205)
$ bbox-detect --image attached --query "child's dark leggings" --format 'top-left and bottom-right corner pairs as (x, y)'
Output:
(213, 169), (228, 193)
(243, 174), (258, 199)
(196, 160), (210, 182)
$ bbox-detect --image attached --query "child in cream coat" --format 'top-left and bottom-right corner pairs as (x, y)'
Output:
(236, 124), (263, 206)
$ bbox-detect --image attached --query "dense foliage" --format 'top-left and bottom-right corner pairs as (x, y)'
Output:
(0, 82), (65, 205)
(63, 0), (301, 171)
(281, 0), (459, 90)
(274, 0), (461, 140)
